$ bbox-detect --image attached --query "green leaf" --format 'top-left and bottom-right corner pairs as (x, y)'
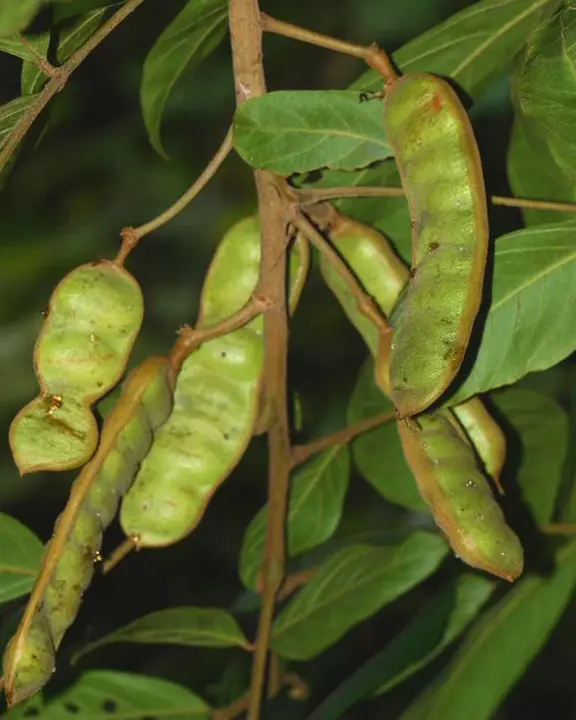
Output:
(73, 607), (251, 662)
(353, 0), (562, 100)
(401, 539), (576, 720)
(0, 95), (40, 149)
(492, 388), (569, 524)
(306, 574), (495, 720)
(21, 8), (108, 96)
(233, 91), (391, 174)
(271, 531), (448, 660)
(348, 359), (426, 512)
(450, 223), (576, 403)
(0, 513), (42, 604)
(0, 1), (43, 38)
(239, 446), (350, 590)
(507, 116), (576, 227)
(7, 670), (211, 719)
(140, 0), (228, 157)
(0, 36), (40, 61)
(512, 5), (576, 184)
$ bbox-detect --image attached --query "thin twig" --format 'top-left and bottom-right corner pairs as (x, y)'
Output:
(296, 185), (576, 214)
(290, 410), (396, 468)
(115, 126), (234, 264)
(101, 537), (137, 575)
(18, 34), (58, 76)
(541, 523), (576, 535)
(212, 691), (251, 720)
(0, 0), (144, 173)
(229, 3), (293, 718)
(277, 568), (318, 602)
(260, 13), (397, 81)
(289, 205), (391, 339)
(169, 293), (272, 372)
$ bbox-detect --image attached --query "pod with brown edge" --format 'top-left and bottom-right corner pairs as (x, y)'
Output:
(384, 73), (489, 417)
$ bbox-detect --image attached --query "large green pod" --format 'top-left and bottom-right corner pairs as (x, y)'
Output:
(384, 73), (489, 417)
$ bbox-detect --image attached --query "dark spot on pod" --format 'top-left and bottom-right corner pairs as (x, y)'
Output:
(23, 708), (40, 717)
(409, 268), (417, 279)
(102, 699), (117, 712)
(64, 702), (80, 713)
(41, 308), (50, 318)
(427, 242), (440, 252)
(220, 351), (227, 358)
(223, 432), (230, 440)
(431, 92), (444, 113)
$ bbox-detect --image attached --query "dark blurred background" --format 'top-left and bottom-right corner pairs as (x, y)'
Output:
(1, 1), (573, 717)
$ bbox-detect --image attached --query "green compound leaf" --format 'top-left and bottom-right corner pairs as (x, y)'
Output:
(306, 574), (496, 720)
(0, 513), (42, 604)
(492, 388), (568, 524)
(73, 607), (252, 663)
(233, 90), (392, 174)
(271, 531), (448, 660)
(2, 670), (211, 719)
(400, 540), (576, 720)
(140, 0), (228, 157)
(451, 222), (576, 403)
(354, 0), (562, 100)
(239, 446), (350, 590)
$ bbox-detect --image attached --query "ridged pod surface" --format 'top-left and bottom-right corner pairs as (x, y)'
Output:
(120, 217), (310, 547)
(397, 412), (523, 581)
(9, 261), (144, 474)
(384, 73), (489, 417)
(317, 209), (521, 580)
(3, 357), (172, 706)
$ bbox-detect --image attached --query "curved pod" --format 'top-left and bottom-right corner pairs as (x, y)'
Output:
(9, 261), (144, 474)
(3, 357), (172, 706)
(120, 218), (310, 547)
(384, 73), (489, 417)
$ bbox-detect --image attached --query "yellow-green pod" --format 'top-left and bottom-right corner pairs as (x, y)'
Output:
(397, 411), (522, 582)
(9, 261), (144, 475)
(384, 73), (489, 418)
(120, 218), (310, 547)
(3, 357), (172, 707)
(452, 398), (506, 494)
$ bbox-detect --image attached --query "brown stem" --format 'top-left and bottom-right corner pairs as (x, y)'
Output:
(101, 537), (137, 575)
(168, 293), (271, 373)
(289, 205), (391, 339)
(260, 14), (397, 82)
(115, 126), (234, 263)
(296, 186), (576, 215)
(0, 0), (144, 173)
(229, 3), (293, 719)
(541, 523), (576, 535)
(212, 691), (251, 720)
(18, 34), (58, 76)
(290, 410), (396, 468)
(277, 567), (318, 602)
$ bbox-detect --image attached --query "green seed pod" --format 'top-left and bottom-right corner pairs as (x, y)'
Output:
(384, 73), (489, 418)
(3, 356), (172, 707)
(120, 217), (310, 548)
(9, 261), (144, 475)
(316, 210), (521, 581)
(397, 412), (523, 582)
(452, 398), (506, 494)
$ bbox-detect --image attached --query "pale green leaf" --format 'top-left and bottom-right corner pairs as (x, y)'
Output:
(239, 446), (350, 590)
(401, 540), (576, 720)
(0, 1), (43, 38)
(140, 0), (228, 157)
(271, 531), (448, 660)
(233, 91), (391, 174)
(0, 513), (42, 604)
(451, 223), (576, 403)
(73, 607), (251, 663)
